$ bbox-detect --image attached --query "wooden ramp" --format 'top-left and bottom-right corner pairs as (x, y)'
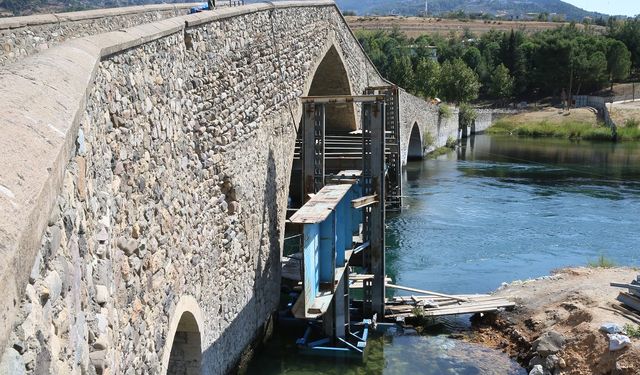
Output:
(383, 283), (516, 319)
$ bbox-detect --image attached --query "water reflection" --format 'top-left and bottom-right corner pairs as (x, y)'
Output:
(247, 327), (525, 375)
(248, 135), (640, 375)
(393, 135), (640, 296)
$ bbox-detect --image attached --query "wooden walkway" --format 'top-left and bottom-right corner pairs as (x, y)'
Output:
(350, 275), (516, 319)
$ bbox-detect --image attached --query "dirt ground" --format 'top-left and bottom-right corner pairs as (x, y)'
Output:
(502, 107), (600, 125)
(469, 267), (640, 374)
(610, 101), (640, 127)
(345, 16), (598, 38)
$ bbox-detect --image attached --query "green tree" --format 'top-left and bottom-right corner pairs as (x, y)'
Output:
(489, 64), (514, 102)
(388, 55), (415, 90)
(607, 40), (632, 82)
(415, 58), (440, 98)
(463, 47), (482, 71)
(438, 59), (480, 103)
(609, 18), (640, 70)
(501, 30), (528, 96)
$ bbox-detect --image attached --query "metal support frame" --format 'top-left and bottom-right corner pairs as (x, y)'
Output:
(365, 86), (402, 211)
(293, 94), (387, 359)
(361, 101), (386, 318)
(303, 103), (325, 200)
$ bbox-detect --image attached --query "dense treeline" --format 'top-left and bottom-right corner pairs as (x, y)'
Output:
(356, 18), (640, 103)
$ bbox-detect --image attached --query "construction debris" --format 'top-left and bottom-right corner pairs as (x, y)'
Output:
(611, 274), (640, 317)
(384, 289), (515, 319)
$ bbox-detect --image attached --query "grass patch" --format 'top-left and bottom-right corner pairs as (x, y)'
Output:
(427, 136), (457, 158)
(487, 119), (615, 141)
(587, 254), (616, 268)
(617, 119), (640, 141)
(427, 146), (453, 158)
(624, 324), (640, 339)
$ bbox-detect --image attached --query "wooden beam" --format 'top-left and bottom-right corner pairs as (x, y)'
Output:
(611, 282), (640, 292)
(301, 95), (385, 104)
(351, 194), (378, 209)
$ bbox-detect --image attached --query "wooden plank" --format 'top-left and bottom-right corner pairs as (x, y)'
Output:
(290, 184), (353, 224)
(423, 300), (515, 312)
(351, 194), (378, 209)
(386, 284), (470, 302)
(337, 170), (363, 177)
(349, 274), (376, 281)
(390, 294), (493, 302)
(611, 282), (640, 292)
(385, 299), (516, 318)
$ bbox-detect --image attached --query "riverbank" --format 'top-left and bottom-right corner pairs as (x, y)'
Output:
(469, 267), (640, 375)
(486, 108), (640, 141)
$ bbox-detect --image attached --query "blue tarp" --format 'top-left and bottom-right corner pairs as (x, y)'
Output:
(189, 3), (210, 13)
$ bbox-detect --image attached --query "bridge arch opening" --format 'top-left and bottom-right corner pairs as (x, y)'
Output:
(289, 44), (358, 210)
(167, 311), (202, 375)
(307, 45), (356, 132)
(162, 296), (204, 375)
(407, 122), (423, 160)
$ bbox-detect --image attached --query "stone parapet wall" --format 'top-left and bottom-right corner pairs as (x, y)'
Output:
(0, 3), (200, 66)
(0, 1), (420, 374)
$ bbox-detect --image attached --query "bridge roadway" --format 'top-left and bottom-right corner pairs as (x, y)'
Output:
(0, 1), (459, 374)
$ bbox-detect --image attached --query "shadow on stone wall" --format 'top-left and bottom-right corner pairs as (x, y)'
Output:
(201, 149), (281, 375)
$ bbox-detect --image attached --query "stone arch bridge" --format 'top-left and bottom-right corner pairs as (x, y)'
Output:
(0, 2), (458, 374)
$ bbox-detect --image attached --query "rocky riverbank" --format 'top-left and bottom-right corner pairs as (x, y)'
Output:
(469, 267), (640, 375)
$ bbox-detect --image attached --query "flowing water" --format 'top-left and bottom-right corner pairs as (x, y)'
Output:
(247, 134), (640, 375)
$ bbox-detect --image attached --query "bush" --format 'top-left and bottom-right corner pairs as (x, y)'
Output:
(459, 103), (477, 128)
(445, 136), (457, 148)
(624, 324), (640, 338)
(423, 131), (435, 148)
(439, 104), (453, 119)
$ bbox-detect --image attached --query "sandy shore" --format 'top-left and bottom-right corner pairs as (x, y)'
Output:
(469, 267), (640, 374)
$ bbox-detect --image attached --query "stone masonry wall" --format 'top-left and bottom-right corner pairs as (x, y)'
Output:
(0, 3), (414, 375)
(399, 89), (460, 165)
(0, 4), (198, 66)
(472, 109), (518, 134)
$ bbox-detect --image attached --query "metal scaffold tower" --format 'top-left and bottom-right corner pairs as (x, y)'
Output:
(284, 94), (387, 358)
(280, 92), (516, 361)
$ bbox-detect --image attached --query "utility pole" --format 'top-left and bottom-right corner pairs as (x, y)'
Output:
(424, 0), (428, 16)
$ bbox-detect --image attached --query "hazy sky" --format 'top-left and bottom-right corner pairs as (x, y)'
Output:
(563, 0), (638, 16)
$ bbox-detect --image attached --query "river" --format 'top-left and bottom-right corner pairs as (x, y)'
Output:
(247, 134), (640, 374)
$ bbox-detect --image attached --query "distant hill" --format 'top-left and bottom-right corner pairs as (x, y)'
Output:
(0, 0), (190, 16)
(0, 0), (609, 20)
(336, 0), (607, 21)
